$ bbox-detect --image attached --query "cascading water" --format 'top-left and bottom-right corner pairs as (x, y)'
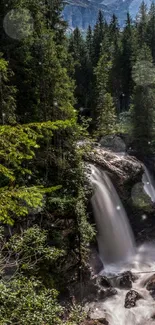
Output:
(91, 165), (135, 265)
(89, 164), (155, 325)
(142, 166), (155, 203)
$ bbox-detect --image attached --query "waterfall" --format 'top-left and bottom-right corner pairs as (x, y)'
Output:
(88, 164), (155, 325)
(142, 166), (155, 203)
(91, 165), (136, 266)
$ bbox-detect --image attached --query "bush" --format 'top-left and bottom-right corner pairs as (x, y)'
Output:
(0, 277), (63, 325)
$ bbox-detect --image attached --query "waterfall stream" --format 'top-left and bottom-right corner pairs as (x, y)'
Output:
(89, 164), (155, 325)
(91, 165), (135, 266)
(143, 166), (155, 203)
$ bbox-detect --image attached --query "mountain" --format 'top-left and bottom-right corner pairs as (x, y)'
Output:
(63, 0), (152, 29)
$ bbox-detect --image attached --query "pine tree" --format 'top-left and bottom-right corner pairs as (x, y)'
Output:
(92, 10), (106, 66)
(0, 0), (75, 123)
(0, 54), (16, 124)
(86, 25), (93, 61)
(108, 14), (121, 113)
(120, 13), (135, 110)
(109, 14), (120, 52)
(131, 44), (155, 156)
(68, 27), (93, 111)
(136, 1), (148, 48)
(94, 53), (116, 135)
(147, 1), (155, 62)
(45, 0), (67, 43)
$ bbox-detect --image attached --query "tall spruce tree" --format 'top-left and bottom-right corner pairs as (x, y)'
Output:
(136, 1), (148, 48)
(68, 27), (93, 111)
(92, 10), (106, 66)
(0, 54), (16, 124)
(0, 0), (75, 122)
(131, 44), (155, 156)
(94, 53), (116, 135)
(147, 1), (155, 62)
(120, 13), (135, 110)
(108, 14), (122, 113)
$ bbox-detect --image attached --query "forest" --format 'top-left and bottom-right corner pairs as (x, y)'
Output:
(0, 0), (155, 324)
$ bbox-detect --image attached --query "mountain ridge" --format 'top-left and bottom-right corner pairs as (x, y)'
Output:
(63, 0), (152, 29)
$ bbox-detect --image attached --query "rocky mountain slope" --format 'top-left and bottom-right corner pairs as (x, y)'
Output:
(63, 0), (152, 29)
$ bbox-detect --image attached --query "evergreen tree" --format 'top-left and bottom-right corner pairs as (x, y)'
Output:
(68, 27), (92, 111)
(86, 25), (93, 61)
(0, 54), (16, 124)
(147, 1), (155, 62)
(94, 53), (116, 135)
(92, 10), (106, 65)
(45, 0), (67, 43)
(120, 13), (135, 110)
(0, 0), (75, 123)
(131, 44), (155, 156)
(108, 14), (122, 113)
(136, 1), (148, 48)
(109, 14), (120, 52)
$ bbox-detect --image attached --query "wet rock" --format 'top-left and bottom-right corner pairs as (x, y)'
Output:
(105, 287), (117, 298)
(88, 301), (107, 320)
(149, 290), (155, 300)
(86, 147), (143, 185)
(125, 290), (143, 308)
(98, 276), (111, 288)
(80, 319), (109, 325)
(119, 271), (136, 289)
(89, 248), (103, 276)
(98, 287), (117, 300)
(146, 274), (155, 291)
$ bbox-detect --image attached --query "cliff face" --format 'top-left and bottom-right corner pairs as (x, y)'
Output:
(63, 0), (152, 29)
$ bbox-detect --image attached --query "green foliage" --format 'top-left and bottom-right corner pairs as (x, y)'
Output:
(131, 45), (155, 155)
(3, 0), (155, 322)
(117, 111), (132, 134)
(0, 0), (96, 322)
(5, 226), (64, 276)
(0, 277), (63, 325)
(0, 119), (77, 224)
(66, 304), (86, 325)
(0, 55), (16, 124)
(94, 54), (117, 135)
(76, 188), (95, 259)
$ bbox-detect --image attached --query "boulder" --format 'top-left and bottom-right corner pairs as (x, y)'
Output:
(124, 290), (143, 308)
(87, 301), (107, 320)
(99, 276), (111, 288)
(149, 290), (155, 300)
(98, 287), (117, 300)
(85, 147), (143, 187)
(146, 274), (155, 291)
(119, 271), (136, 289)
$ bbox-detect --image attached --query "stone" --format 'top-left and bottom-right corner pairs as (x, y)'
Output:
(119, 271), (135, 289)
(99, 276), (111, 288)
(146, 274), (155, 291)
(149, 290), (155, 300)
(124, 290), (143, 308)
(98, 287), (117, 300)
(88, 301), (107, 320)
(85, 147), (143, 186)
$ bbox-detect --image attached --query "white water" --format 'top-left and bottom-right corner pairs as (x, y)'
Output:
(142, 166), (155, 203)
(90, 165), (155, 325)
(91, 245), (155, 325)
(91, 165), (135, 265)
